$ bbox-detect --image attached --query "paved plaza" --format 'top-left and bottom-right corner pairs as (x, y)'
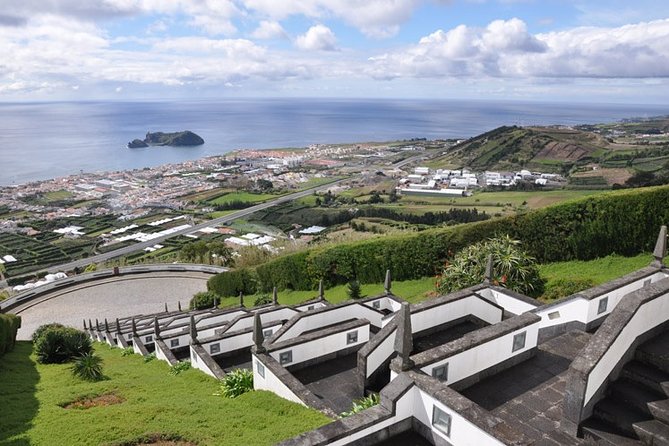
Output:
(14, 272), (210, 340)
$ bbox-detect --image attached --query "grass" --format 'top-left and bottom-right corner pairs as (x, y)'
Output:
(538, 253), (652, 288)
(0, 342), (330, 446)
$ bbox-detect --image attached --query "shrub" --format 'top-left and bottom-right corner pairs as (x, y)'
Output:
(216, 369), (253, 398)
(541, 278), (597, 301)
(169, 361), (191, 376)
(143, 353), (156, 363)
(189, 291), (219, 310)
(435, 235), (544, 297)
(121, 347), (135, 356)
(253, 294), (272, 306)
(341, 393), (380, 417)
(0, 313), (21, 357)
(32, 322), (65, 344)
(71, 353), (104, 381)
(35, 326), (92, 364)
(207, 268), (257, 297)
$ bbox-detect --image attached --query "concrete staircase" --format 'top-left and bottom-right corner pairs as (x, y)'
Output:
(581, 331), (669, 445)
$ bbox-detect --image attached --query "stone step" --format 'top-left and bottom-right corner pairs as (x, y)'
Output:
(633, 419), (669, 446)
(622, 360), (669, 397)
(636, 331), (669, 374)
(649, 400), (669, 425)
(594, 398), (650, 437)
(610, 379), (666, 416)
(581, 418), (643, 446)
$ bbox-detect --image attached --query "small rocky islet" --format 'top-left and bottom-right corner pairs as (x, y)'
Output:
(127, 131), (204, 148)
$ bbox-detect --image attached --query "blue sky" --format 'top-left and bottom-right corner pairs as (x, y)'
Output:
(1, 0), (668, 103)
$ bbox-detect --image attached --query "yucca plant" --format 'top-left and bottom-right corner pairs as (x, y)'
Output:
(71, 353), (104, 382)
(216, 369), (254, 398)
(436, 235), (544, 297)
(341, 393), (380, 417)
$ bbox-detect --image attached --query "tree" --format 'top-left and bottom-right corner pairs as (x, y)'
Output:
(255, 179), (273, 192)
(0, 263), (5, 282)
(435, 235), (544, 297)
(208, 241), (234, 266)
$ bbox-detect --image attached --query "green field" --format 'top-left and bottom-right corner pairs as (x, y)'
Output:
(208, 191), (283, 205)
(0, 342), (330, 446)
(539, 253), (652, 288)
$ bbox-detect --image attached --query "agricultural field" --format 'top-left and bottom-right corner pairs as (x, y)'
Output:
(208, 191), (284, 206)
(0, 342), (330, 445)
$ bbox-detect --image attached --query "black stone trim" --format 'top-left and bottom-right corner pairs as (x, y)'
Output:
(406, 370), (530, 445)
(191, 344), (226, 379)
(562, 276), (669, 434)
(254, 351), (338, 418)
(410, 312), (541, 368)
(276, 372), (415, 446)
(155, 338), (178, 366)
(131, 335), (150, 356)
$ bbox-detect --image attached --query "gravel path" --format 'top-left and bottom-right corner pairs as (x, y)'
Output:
(14, 272), (209, 340)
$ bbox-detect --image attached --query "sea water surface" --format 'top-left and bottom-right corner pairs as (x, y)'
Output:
(0, 98), (667, 186)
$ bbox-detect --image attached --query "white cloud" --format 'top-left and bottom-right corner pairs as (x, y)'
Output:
(251, 20), (287, 40)
(243, 0), (419, 37)
(368, 18), (669, 79)
(295, 24), (337, 51)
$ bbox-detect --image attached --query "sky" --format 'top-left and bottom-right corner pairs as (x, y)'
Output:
(1, 0), (668, 103)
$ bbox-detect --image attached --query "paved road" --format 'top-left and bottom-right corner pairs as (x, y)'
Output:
(44, 155), (424, 274)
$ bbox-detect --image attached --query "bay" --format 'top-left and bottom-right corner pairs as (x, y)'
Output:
(0, 98), (666, 186)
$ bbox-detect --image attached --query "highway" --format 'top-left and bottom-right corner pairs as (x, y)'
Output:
(44, 154), (424, 274)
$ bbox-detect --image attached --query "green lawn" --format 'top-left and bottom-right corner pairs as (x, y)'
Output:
(0, 342), (330, 446)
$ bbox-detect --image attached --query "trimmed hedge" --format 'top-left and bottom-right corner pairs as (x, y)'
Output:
(208, 186), (669, 294)
(207, 268), (257, 297)
(0, 313), (21, 357)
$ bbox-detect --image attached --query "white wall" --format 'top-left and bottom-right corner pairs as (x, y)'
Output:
(295, 302), (327, 312)
(421, 322), (539, 385)
(412, 296), (502, 334)
(271, 325), (370, 367)
(480, 288), (538, 315)
(274, 304), (381, 342)
(585, 290), (669, 404)
(252, 355), (306, 405)
(200, 322), (284, 357)
(366, 331), (397, 378)
(190, 346), (218, 378)
(414, 387), (504, 446)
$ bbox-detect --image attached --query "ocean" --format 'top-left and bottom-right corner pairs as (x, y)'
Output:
(0, 98), (667, 186)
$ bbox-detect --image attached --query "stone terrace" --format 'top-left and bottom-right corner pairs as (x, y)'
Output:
(461, 330), (592, 441)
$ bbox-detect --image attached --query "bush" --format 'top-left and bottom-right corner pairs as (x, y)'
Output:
(143, 353), (156, 363)
(436, 236), (544, 297)
(341, 393), (380, 417)
(35, 326), (92, 364)
(207, 268), (257, 297)
(0, 313), (21, 357)
(169, 361), (191, 376)
(254, 294), (272, 306)
(189, 291), (220, 310)
(32, 322), (65, 344)
(71, 353), (104, 381)
(121, 347), (135, 356)
(542, 278), (596, 301)
(216, 369), (253, 398)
